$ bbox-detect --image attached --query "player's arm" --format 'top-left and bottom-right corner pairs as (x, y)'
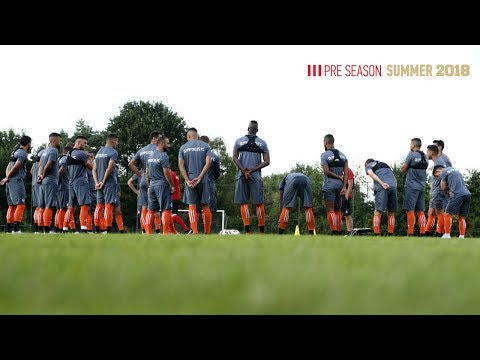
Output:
(250, 150), (270, 173)
(92, 159), (99, 186)
(401, 156), (409, 173)
(440, 179), (448, 192)
(279, 188), (284, 211)
(178, 157), (194, 188)
(40, 160), (54, 180)
(321, 164), (343, 181)
(347, 177), (354, 197)
(232, 148), (248, 172)
(193, 155), (212, 186)
(98, 159), (116, 189)
(59, 164), (66, 178)
(163, 167), (175, 193)
(341, 162), (350, 196)
(128, 158), (142, 178)
(0, 159), (23, 185)
(145, 168), (150, 187)
(127, 176), (139, 195)
(367, 169), (390, 189)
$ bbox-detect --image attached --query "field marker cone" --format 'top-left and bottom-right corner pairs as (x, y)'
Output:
(294, 225), (300, 236)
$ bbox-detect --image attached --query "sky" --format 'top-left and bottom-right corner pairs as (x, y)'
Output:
(1, 45), (478, 181)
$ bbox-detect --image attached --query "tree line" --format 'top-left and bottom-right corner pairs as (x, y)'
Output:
(1, 100), (479, 236)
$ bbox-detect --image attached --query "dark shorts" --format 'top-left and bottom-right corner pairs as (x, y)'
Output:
(403, 188), (425, 212)
(39, 182), (58, 208)
(172, 199), (181, 214)
(209, 181), (217, 212)
(183, 182), (210, 206)
(7, 178), (26, 205)
(322, 188), (341, 211)
(234, 176), (263, 204)
(32, 185), (40, 207)
(139, 179), (149, 207)
(96, 184), (117, 205)
(341, 195), (351, 215)
(69, 184), (91, 207)
(282, 179), (313, 208)
(374, 187), (397, 213)
(445, 194), (471, 217)
(429, 192), (447, 211)
(57, 189), (69, 209)
(148, 184), (173, 212)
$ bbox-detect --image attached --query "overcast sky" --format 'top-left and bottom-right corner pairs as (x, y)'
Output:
(1, 45), (478, 179)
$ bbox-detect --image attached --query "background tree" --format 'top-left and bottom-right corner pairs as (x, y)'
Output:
(106, 100), (188, 173)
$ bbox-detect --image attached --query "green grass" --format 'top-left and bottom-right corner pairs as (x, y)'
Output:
(1, 233), (480, 314)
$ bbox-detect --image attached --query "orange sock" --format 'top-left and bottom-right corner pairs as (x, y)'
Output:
(43, 208), (53, 228)
(7, 205), (16, 224)
(94, 204), (105, 227)
(33, 207), (39, 224)
(425, 215), (435, 233)
(444, 213), (452, 234)
(436, 213), (445, 234)
(37, 208), (44, 227)
(387, 213), (395, 234)
(63, 207), (73, 230)
(256, 204), (266, 227)
(172, 213), (188, 231)
(169, 216), (177, 234)
(305, 207), (315, 231)
(14, 204), (26, 223)
(144, 210), (154, 234)
(162, 210), (173, 234)
(418, 211), (426, 234)
(140, 208), (147, 230)
(79, 205), (89, 229)
(458, 216), (466, 236)
(278, 208), (290, 230)
(406, 211), (415, 234)
(188, 205), (198, 234)
(327, 210), (337, 232)
(54, 210), (60, 228)
(335, 211), (342, 231)
(69, 211), (76, 230)
(86, 213), (93, 231)
(240, 204), (250, 226)
(58, 209), (66, 231)
(202, 205), (212, 234)
(373, 213), (381, 234)
(105, 204), (114, 228)
(115, 214), (124, 231)
(154, 213), (161, 231)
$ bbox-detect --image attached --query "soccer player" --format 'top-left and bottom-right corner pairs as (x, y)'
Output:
(277, 172), (315, 235)
(37, 132), (62, 233)
(64, 135), (93, 233)
(178, 128), (213, 234)
(114, 164), (125, 233)
(200, 135), (221, 213)
(145, 136), (175, 235)
(425, 140), (453, 235)
(127, 171), (144, 233)
(401, 138), (428, 236)
(170, 168), (191, 234)
(56, 143), (73, 233)
(129, 131), (161, 235)
(434, 165), (471, 239)
(1, 135), (32, 233)
(365, 159), (398, 236)
(320, 134), (349, 235)
(86, 153), (97, 232)
(341, 167), (355, 233)
(93, 133), (119, 234)
(425, 145), (448, 236)
(433, 140), (452, 167)
(232, 121), (270, 234)
(30, 148), (44, 233)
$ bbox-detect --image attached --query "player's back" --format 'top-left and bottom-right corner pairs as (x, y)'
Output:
(179, 140), (211, 182)
(67, 149), (89, 186)
(95, 146), (118, 185)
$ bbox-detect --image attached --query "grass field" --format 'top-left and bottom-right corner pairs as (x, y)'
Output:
(1, 232), (480, 314)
